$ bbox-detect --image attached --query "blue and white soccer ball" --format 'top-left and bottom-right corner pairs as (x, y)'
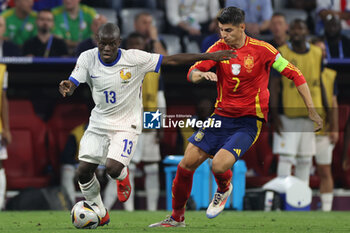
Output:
(71, 200), (101, 229)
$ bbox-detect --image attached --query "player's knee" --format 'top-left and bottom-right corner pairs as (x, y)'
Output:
(105, 162), (124, 179)
(212, 160), (227, 174)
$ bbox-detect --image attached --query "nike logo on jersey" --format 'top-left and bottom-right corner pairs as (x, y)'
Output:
(121, 154), (128, 158)
(90, 75), (99, 79)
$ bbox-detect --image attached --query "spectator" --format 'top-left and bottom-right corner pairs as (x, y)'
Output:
(313, 38), (339, 211)
(165, 0), (220, 52)
(0, 15), (21, 56)
(0, 64), (11, 210)
(271, 19), (323, 186)
(200, 9), (221, 53)
(75, 14), (107, 57)
(52, 0), (96, 55)
(317, 0), (350, 33)
(268, 12), (289, 48)
(225, 0), (273, 37)
(133, 12), (167, 55)
(1, 0), (37, 46)
(123, 32), (166, 211)
(22, 9), (68, 57)
(324, 14), (350, 59)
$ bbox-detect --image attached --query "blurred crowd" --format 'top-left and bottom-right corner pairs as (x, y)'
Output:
(0, 0), (350, 58)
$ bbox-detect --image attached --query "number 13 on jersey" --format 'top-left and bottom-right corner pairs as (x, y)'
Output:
(104, 91), (116, 103)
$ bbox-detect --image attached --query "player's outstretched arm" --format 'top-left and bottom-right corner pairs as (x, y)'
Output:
(161, 50), (236, 65)
(59, 80), (77, 97)
(296, 83), (323, 132)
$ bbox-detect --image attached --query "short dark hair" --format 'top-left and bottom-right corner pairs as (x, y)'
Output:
(272, 12), (286, 19)
(217, 7), (245, 26)
(127, 32), (145, 41)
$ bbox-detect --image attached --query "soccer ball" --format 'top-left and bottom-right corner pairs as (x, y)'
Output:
(71, 200), (101, 229)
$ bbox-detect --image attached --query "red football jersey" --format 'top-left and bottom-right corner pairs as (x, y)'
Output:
(188, 37), (280, 121)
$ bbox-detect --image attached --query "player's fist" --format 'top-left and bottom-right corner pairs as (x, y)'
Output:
(59, 80), (75, 97)
(208, 50), (237, 61)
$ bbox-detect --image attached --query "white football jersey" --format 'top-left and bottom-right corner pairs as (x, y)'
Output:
(69, 48), (163, 134)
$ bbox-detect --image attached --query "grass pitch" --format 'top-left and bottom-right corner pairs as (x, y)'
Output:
(0, 210), (349, 233)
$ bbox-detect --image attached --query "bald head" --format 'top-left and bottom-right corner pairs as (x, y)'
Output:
(97, 23), (120, 41)
(96, 23), (121, 64)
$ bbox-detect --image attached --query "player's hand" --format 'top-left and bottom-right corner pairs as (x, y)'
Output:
(200, 72), (218, 82)
(59, 80), (74, 97)
(208, 50), (237, 62)
(308, 109), (323, 132)
(1, 130), (12, 146)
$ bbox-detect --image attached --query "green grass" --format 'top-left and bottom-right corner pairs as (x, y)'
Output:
(0, 210), (350, 233)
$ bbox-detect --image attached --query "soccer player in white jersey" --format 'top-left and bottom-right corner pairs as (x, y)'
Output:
(59, 23), (235, 226)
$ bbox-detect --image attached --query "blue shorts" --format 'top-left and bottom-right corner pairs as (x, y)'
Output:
(188, 114), (263, 160)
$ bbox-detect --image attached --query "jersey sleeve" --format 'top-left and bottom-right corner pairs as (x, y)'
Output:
(272, 54), (306, 86)
(131, 49), (163, 74)
(68, 52), (89, 86)
(187, 42), (220, 81)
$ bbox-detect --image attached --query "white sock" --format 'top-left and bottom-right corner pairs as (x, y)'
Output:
(144, 163), (159, 211)
(320, 193), (333, 211)
(78, 174), (106, 216)
(116, 166), (128, 181)
(103, 176), (118, 210)
(277, 155), (295, 177)
(0, 168), (6, 210)
(61, 164), (76, 204)
(123, 163), (136, 211)
(295, 157), (312, 186)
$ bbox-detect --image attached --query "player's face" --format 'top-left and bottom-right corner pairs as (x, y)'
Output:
(289, 22), (308, 43)
(218, 22), (245, 47)
(97, 35), (121, 63)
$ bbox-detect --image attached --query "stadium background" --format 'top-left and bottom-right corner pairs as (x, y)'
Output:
(1, 0), (350, 213)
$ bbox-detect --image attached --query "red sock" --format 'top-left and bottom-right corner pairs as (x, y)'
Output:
(213, 169), (232, 193)
(171, 165), (194, 222)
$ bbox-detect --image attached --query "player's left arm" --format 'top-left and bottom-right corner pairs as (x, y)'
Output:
(329, 95), (339, 144)
(272, 54), (323, 131)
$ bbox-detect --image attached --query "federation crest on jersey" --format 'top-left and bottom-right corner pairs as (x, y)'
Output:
(244, 54), (254, 73)
(143, 109), (161, 129)
(120, 69), (131, 83)
(194, 131), (204, 142)
(231, 64), (241, 75)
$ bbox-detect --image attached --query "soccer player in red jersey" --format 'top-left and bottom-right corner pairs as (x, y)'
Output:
(149, 7), (323, 228)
